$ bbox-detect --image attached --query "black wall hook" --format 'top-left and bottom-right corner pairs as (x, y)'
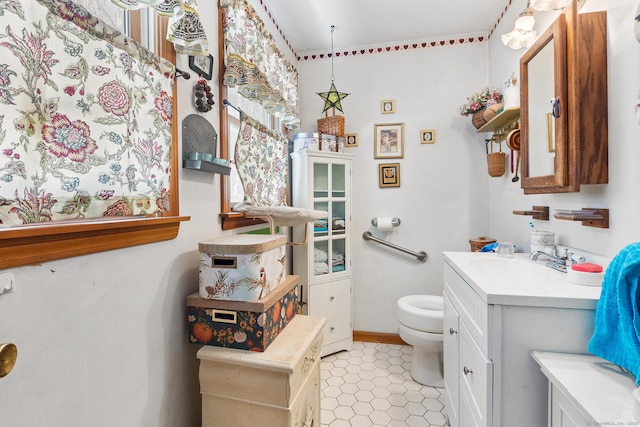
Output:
(175, 68), (191, 80)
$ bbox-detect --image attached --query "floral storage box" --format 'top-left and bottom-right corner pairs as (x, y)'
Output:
(199, 234), (287, 301)
(187, 275), (299, 351)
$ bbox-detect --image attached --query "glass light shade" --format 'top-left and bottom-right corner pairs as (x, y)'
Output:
(514, 9), (535, 32)
(531, 0), (586, 11)
(501, 7), (537, 49)
(501, 29), (537, 49)
(530, 0), (571, 11)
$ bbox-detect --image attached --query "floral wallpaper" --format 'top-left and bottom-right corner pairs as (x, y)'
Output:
(0, 0), (175, 226)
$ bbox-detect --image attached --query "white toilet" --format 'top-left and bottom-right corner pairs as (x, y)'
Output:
(397, 294), (444, 387)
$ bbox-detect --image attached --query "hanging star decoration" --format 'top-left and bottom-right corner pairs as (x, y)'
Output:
(317, 81), (349, 113)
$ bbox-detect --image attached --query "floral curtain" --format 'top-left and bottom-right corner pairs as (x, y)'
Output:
(220, 0), (300, 129)
(111, 0), (209, 56)
(234, 114), (288, 209)
(0, 0), (175, 226)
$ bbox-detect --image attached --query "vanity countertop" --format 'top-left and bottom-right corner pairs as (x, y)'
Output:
(532, 351), (639, 424)
(444, 251), (601, 309)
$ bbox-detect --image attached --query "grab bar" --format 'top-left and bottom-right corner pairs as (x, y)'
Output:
(362, 231), (427, 262)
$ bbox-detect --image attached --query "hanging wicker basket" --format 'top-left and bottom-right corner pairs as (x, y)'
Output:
(487, 152), (506, 177)
(471, 110), (487, 129)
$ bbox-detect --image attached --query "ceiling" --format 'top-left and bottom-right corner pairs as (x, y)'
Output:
(262, 0), (513, 55)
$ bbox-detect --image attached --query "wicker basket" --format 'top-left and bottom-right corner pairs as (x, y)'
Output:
(471, 110), (487, 129)
(469, 236), (497, 252)
(317, 109), (345, 136)
(487, 152), (506, 177)
(483, 103), (504, 122)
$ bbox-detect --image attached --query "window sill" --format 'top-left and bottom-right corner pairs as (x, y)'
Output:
(219, 212), (266, 230)
(0, 216), (190, 269)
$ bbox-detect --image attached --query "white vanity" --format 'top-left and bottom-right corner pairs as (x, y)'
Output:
(532, 351), (638, 426)
(442, 252), (602, 427)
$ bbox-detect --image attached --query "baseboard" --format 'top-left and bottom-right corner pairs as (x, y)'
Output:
(353, 331), (407, 346)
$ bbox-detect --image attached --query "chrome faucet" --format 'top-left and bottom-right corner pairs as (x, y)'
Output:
(529, 247), (586, 272)
(529, 247), (567, 263)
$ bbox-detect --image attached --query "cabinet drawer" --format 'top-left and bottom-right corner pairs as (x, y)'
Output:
(444, 263), (489, 353)
(459, 322), (493, 427)
(309, 280), (351, 346)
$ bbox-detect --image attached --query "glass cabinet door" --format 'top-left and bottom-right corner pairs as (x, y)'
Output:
(311, 159), (349, 278)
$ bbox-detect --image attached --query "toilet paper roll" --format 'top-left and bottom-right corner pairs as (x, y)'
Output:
(377, 217), (395, 232)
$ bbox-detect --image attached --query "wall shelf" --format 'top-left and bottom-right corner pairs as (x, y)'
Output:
(513, 206), (549, 221)
(476, 107), (520, 133)
(183, 159), (231, 175)
(553, 208), (609, 228)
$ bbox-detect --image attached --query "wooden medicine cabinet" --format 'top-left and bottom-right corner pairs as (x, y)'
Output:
(520, 0), (608, 194)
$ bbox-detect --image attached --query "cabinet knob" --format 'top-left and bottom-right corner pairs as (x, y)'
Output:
(330, 326), (335, 332)
(463, 366), (473, 375)
(329, 296), (335, 301)
(449, 328), (457, 335)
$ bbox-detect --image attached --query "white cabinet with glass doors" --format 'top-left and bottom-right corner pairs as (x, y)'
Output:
(291, 150), (353, 357)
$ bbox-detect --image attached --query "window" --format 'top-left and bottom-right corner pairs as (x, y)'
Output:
(0, 1), (187, 269)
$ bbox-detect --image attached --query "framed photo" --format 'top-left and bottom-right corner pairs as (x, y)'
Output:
(189, 53), (214, 80)
(421, 129), (436, 144)
(374, 123), (404, 159)
(345, 133), (358, 147)
(379, 163), (400, 188)
(381, 100), (395, 114)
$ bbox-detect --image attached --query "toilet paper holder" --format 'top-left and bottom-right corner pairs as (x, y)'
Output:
(371, 217), (401, 227)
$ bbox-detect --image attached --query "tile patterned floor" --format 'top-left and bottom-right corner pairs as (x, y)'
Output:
(320, 341), (448, 427)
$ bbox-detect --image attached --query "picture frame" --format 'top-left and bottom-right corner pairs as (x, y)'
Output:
(381, 100), (395, 114)
(379, 163), (400, 188)
(421, 129), (436, 144)
(345, 133), (358, 147)
(374, 123), (404, 159)
(189, 53), (214, 80)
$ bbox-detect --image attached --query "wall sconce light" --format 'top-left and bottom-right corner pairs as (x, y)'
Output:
(501, 5), (537, 49)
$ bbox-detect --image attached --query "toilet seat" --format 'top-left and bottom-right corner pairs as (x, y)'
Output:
(397, 295), (443, 333)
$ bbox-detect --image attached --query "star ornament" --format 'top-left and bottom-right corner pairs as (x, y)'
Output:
(317, 82), (349, 113)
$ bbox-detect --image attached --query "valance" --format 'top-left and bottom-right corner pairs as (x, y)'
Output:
(0, 0), (174, 226)
(112, 0), (209, 56)
(221, 0), (299, 129)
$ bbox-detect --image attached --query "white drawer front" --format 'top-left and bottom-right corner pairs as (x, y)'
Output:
(443, 293), (460, 427)
(309, 280), (351, 346)
(459, 322), (493, 427)
(444, 263), (489, 353)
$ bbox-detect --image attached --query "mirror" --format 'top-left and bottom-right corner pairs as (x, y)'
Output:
(527, 41), (555, 177)
(520, 14), (568, 192)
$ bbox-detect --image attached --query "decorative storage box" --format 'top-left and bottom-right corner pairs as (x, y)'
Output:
(199, 234), (286, 301)
(188, 275), (300, 352)
(293, 132), (344, 153)
(197, 315), (325, 427)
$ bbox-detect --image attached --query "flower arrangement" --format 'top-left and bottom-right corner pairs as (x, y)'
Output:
(459, 87), (503, 116)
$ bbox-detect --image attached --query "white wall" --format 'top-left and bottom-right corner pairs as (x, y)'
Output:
(298, 42), (493, 333)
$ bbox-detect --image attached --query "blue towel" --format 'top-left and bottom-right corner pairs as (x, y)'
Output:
(588, 242), (640, 385)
